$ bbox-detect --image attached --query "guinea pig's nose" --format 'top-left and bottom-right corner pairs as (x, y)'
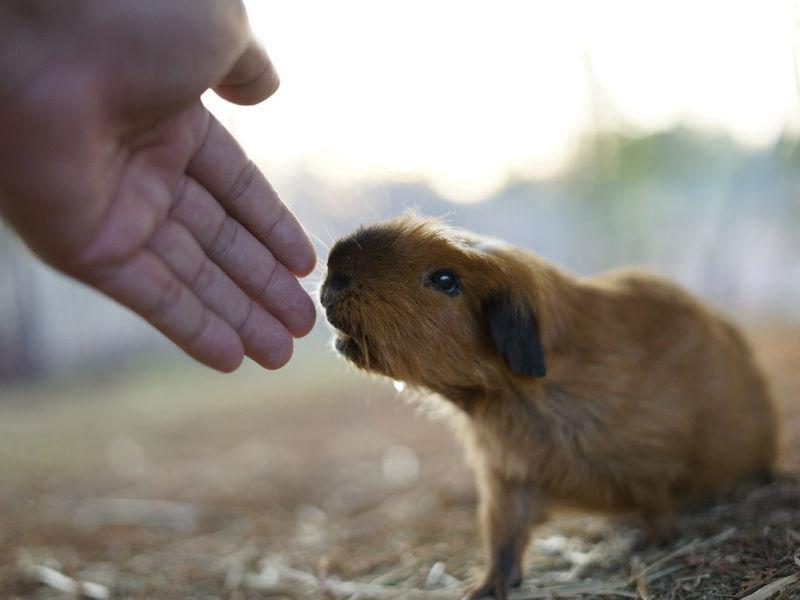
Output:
(320, 272), (352, 308)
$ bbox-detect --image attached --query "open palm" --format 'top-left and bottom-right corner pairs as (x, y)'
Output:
(0, 1), (316, 371)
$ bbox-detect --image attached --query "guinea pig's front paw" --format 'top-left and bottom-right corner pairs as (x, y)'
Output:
(463, 571), (521, 600)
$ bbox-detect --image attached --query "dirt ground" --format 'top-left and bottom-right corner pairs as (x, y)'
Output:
(0, 326), (799, 599)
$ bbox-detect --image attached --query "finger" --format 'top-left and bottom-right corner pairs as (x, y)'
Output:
(171, 176), (316, 337)
(214, 40), (280, 106)
(187, 113), (316, 277)
(147, 219), (294, 369)
(87, 251), (244, 373)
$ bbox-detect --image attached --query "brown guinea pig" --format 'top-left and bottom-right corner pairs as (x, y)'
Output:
(319, 214), (778, 600)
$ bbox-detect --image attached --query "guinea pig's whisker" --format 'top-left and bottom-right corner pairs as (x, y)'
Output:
(304, 271), (325, 287)
(309, 232), (331, 254)
(303, 260), (328, 293)
(359, 331), (371, 370)
(308, 256), (326, 275)
(320, 224), (338, 246)
(352, 309), (372, 369)
(300, 278), (325, 300)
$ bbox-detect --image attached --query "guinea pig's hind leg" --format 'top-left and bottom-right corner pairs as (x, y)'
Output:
(638, 510), (679, 549)
(463, 476), (546, 600)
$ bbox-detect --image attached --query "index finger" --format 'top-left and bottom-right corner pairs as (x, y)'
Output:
(187, 111), (316, 277)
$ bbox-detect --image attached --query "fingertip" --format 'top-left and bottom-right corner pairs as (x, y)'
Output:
(292, 243), (318, 278)
(291, 293), (317, 338)
(242, 311), (294, 370)
(256, 264), (317, 337)
(258, 335), (294, 370)
(198, 324), (245, 373)
(214, 42), (280, 106)
(272, 338), (294, 370)
(213, 350), (245, 373)
(274, 217), (317, 277)
(214, 77), (279, 106)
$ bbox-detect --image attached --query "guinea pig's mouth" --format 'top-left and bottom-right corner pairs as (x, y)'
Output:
(324, 311), (364, 362)
(333, 332), (364, 362)
(322, 302), (369, 365)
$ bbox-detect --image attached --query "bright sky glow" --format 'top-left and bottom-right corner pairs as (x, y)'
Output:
(203, 0), (800, 201)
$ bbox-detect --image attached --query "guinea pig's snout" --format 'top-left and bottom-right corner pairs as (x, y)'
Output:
(320, 271), (354, 332)
(320, 271), (351, 307)
(327, 273), (351, 296)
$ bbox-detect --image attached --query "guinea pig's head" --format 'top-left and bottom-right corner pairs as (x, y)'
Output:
(320, 215), (551, 398)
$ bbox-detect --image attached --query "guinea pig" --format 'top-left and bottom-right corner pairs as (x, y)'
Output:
(319, 214), (778, 600)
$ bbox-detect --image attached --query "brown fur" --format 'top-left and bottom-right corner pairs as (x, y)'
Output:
(319, 215), (778, 599)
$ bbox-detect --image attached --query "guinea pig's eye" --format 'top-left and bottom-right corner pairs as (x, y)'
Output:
(427, 269), (460, 296)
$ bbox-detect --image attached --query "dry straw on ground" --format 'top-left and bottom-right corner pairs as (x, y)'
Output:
(1, 328), (799, 599)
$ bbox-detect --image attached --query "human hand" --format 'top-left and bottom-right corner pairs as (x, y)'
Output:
(0, 0), (316, 372)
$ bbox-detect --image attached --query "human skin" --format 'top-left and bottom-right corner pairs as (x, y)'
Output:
(0, 0), (317, 372)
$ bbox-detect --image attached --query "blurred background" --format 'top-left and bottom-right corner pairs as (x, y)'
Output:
(2, 0), (800, 379)
(1, 1), (800, 597)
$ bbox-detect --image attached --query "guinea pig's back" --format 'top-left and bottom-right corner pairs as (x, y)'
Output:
(597, 270), (778, 493)
(691, 315), (778, 486)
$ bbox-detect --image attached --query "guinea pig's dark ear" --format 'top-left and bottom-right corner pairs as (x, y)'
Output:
(483, 292), (546, 378)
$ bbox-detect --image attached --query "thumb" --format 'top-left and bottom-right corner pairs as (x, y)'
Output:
(214, 40), (280, 106)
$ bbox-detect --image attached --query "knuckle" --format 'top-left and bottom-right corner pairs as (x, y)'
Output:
(262, 202), (288, 241)
(235, 299), (255, 333)
(257, 261), (281, 300)
(170, 176), (191, 214)
(209, 217), (239, 260)
(149, 276), (183, 317)
(224, 160), (258, 207)
(185, 309), (212, 346)
(268, 335), (293, 369)
(190, 259), (217, 298)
